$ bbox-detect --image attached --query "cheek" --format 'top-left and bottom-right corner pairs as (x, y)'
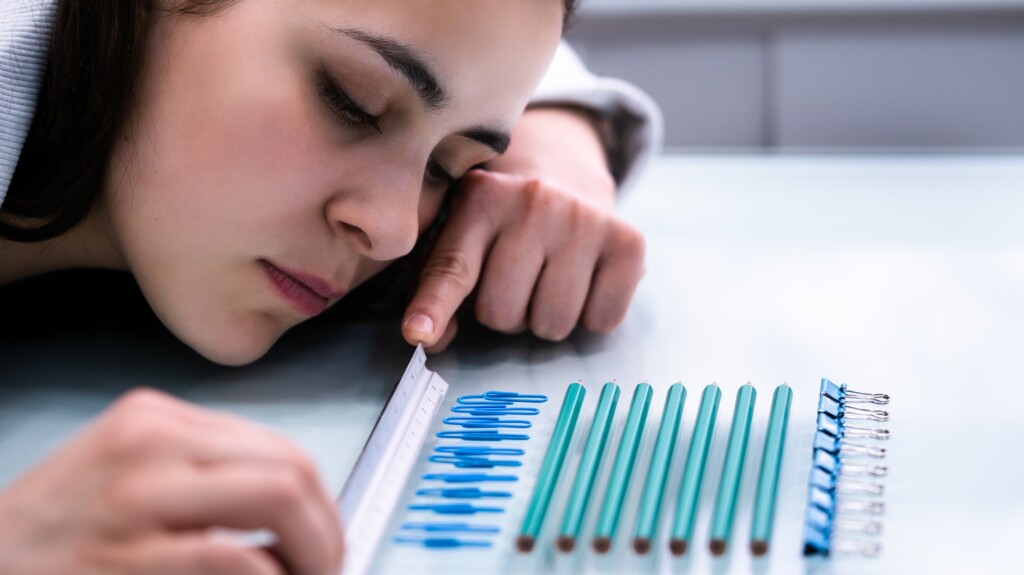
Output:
(106, 66), (328, 364)
(418, 190), (446, 232)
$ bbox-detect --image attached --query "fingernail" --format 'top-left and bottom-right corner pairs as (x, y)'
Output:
(404, 313), (434, 335)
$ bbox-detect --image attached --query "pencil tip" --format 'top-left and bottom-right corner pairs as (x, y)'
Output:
(710, 539), (727, 556)
(751, 540), (768, 556)
(556, 536), (575, 553)
(516, 536), (535, 553)
(633, 538), (651, 554)
(669, 538), (687, 556)
(593, 537), (611, 554)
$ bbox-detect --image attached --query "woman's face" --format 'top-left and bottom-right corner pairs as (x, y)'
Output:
(104, 0), (562, 364)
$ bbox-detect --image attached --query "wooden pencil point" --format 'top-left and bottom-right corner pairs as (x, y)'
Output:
(751, 539), (769, 556)
(669, 538), (687, 556)
(557, 535), (576, 552)
(593, 537), (611, 553)
(633, 537), (651, 554)
(516, 535), (535, 553)
(710, 538), (727, 556)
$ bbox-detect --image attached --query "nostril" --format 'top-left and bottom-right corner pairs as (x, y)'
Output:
(342, 222), (372, 251)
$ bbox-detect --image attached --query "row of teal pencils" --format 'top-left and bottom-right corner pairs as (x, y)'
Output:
(517, 381), (792, 557)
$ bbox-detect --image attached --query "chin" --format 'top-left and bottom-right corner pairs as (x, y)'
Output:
(172, 314), (285, 367)
(195, 338), (277, 366)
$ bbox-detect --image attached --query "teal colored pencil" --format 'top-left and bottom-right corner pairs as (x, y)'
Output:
(592, 383), (652, 553)
(750, 384), (792, 556)
(517, 383), (585, 552)
(709, 383), (757, 556)
(668, 384), (721, 556)
(557, 382), (620, 552)
(632, 383), (686, 554)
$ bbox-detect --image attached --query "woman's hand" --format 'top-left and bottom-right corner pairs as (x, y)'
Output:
(0, 388), (343, 575)
(403, 106), (645, 351)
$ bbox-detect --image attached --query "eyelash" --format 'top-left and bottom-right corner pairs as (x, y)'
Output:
(318, 70), (454, 189)
(317, 71), (382, 134)
(425, 158), (455, 189)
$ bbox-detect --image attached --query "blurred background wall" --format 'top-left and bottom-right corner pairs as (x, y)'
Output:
(566, 0), (1024, 149)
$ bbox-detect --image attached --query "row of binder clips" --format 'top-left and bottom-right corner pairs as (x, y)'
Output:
(803, 379), (891, 557)
(393, 391), (548, 550)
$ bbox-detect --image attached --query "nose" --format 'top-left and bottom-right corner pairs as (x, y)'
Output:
(324, 163), (422, 261)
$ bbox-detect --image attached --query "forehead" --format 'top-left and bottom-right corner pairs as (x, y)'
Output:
(305, 0), (563, 124)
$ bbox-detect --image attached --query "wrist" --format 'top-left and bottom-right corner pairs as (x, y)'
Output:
(486, 106), (617, 209)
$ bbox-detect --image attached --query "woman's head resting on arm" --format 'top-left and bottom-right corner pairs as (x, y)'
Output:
(3, 0), (571, 365)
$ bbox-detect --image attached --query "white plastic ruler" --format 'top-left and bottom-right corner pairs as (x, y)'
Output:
(337, 344), (449, 575)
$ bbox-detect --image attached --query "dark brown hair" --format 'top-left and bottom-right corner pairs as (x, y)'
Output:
(0, 0), (580, 242)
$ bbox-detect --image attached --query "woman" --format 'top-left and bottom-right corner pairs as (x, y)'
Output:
(0, 0), (659, 573)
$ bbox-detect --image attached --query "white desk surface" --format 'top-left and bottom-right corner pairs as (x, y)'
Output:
(2, 154), (1023, 575)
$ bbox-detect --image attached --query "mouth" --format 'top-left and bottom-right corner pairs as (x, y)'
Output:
(259, 260), (346, 317)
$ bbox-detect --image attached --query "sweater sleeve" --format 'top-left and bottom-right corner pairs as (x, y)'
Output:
(530, 41), (663, 194)
(0, 0), (57, 207)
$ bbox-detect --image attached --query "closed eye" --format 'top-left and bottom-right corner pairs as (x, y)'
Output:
(317, 70), (382, 134)
(425, 158), (455, 189)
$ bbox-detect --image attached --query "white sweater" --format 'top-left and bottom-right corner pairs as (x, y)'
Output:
(0, 0), (661, 207)
(0, 0), (56, 206)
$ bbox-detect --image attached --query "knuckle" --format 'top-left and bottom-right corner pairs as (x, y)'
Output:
(285, 450), (321, 488)
(421, 250), (473, 289)
(103, 412), (179, 459)
(475, 300), (524, 333)
(614, 223), (646, 259)
(532, 315), (576, 342)
(261, 468), (307, 511)
(521, 179), (554, 214)
(584, 307), (624, 335)
(112, 387), (173, 412)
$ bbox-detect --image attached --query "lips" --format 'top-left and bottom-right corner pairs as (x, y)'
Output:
(260, 260), (345, 316)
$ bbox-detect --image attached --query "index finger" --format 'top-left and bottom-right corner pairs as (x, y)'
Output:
(402, 176), (501, 347)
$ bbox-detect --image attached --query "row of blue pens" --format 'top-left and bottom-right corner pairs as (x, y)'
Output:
(392, 390), (549, 549)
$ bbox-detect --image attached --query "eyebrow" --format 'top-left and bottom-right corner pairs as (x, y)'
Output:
(331, 26), (512, 155)
(459, 127), (511, 155)
(332, 26), (450, 112)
